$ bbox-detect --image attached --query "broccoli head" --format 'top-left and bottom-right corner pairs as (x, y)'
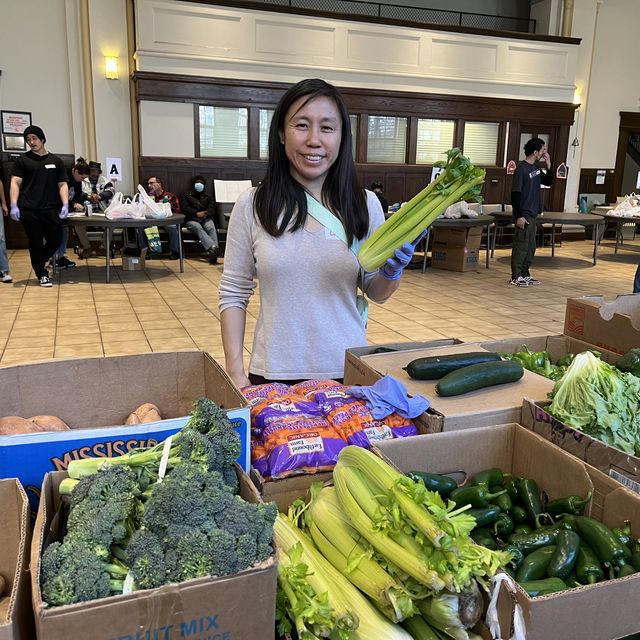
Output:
(125, 529), (167, 590)
(41, 539), (127, 606)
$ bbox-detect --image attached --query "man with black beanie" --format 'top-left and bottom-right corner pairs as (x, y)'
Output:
(9, 125), (69, 287)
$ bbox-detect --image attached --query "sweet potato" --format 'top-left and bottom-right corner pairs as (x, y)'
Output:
(0, 416), (39, 435)
(125, 403), (162, 425)
(28, 415), (70, 432)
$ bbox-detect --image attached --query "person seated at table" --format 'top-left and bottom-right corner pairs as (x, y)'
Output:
(370, 181), (389, 215)
(82, 161), (115, 212)
(179, 176), (220, 264)
(55, 157), (90, 265)
(144, 176), (181, 260)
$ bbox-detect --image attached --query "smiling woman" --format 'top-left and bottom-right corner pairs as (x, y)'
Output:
(218, 78), (424, 387)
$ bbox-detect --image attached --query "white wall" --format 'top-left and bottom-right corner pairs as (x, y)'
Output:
(0, 0), (75, 154)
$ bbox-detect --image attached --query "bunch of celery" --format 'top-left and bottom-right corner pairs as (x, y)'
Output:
(274, 513), (413, 640)
(357, 148), (485, 272)
(331, 447), (511, 595)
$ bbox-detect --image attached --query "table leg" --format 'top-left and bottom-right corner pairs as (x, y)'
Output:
(551, 225), (556, 257)
(421, 228), (431, 274)
(593, 223), (602, 266)
(485, 224), (490, 269)
(615, 222), (621, 254)
(177, 224), (184, 274)
(106, 227), (111, 283)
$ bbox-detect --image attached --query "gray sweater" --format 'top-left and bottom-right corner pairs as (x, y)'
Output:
(219, 188), (384, 379)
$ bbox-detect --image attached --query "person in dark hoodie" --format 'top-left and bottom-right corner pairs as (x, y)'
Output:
(179, 175), (220, 264)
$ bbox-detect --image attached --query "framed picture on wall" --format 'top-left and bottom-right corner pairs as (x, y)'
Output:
(3, 134), (27, 151)
(1, 110), (32, 135)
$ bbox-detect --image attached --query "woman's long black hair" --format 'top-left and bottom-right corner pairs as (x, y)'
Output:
(254, 78), (368, 247)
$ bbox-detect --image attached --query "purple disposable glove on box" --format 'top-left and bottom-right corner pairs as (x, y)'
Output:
(347, 375), (430, 420)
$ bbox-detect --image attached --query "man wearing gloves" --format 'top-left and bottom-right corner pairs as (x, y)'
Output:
(9, 125), (69, 287)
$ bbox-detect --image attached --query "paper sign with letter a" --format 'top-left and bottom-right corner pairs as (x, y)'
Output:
(106, 157), (122, 182)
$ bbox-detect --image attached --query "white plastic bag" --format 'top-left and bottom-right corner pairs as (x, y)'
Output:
(137, 184), (171, 219)
(610, 193), (640, 217)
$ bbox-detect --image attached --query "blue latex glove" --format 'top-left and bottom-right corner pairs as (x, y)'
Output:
(59, 204), (69, 219)
(379, 229), (428, 281)
(347, 375), (430, 420)
(9, 204), (20, 222)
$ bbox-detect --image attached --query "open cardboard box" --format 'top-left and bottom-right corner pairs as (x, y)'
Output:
(477, 334), (621, 365)
(344, 342), (554, 432)
(251, 339), (463, 511)
(31, 469), (277, 640)
(0, 351), (250, 511)
(564, 294), (640, 355)
(0, 480), (33, 640)
(375, 424), (640, 640)
(521, 398), (640, 495)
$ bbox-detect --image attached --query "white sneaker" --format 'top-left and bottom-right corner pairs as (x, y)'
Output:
(0, 271), (12, 283)
(509, 276), (530, 287)
(38, 276), (53, 288)
(524, 276), (541, 286)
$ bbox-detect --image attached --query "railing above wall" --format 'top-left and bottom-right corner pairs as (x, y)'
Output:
(243, 0), (536, 34)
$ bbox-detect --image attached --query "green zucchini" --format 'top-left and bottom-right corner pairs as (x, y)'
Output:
(403, 351), (502, 380)
(435, 360), (525, 397)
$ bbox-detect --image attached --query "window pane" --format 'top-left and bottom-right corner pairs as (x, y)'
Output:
(199, 106), (248, 158)
(259, 109), (274, 160)
(350, 114), (358, 160)
(367, 115), (407, 163)
(463, 122), (500, 165)
(416, 119), (455, 164)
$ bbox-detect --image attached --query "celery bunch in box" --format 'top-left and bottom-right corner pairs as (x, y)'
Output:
(357, 148), (485, 272)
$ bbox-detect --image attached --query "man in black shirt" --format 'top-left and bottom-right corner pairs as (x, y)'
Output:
(509, 137), (553, 287)
(9, 126), (69, 287)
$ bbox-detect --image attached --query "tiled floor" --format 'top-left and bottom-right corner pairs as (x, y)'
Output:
(1, 237), (639, 369)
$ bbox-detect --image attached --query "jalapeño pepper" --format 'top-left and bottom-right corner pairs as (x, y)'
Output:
(504, 478), (520, 503)
(546, 530), (580, 580)
(631, 551), (640, 572)
(545, 491), (593, 516)
(574, 516), (631, 569)
(513, 524), (533, 536)
(516, 477), (545, 528)
(503, 546), (524, 570)
(575, 544), (604, 585)
(471, 527), (499, 550)
(494, 513), (515, 537)
(508, 525), (563, 554)
(617, 564), (636, 578)
(471, 467), (508, 487)
(511, 505), (528, 524)
(612, 520), (633, 547)
(491, 490), (513, 514)
(467, 506), (502, 529)
(516, 545), (556, 582)
(519, 577), (567, 597)
(450, 485), (506, 508)
(407, 471), (458, 498)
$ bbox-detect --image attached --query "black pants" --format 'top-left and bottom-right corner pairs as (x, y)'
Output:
(248, 373), (344, 386)
(20, 208), (62, 278)
(510, 219), (537, 279)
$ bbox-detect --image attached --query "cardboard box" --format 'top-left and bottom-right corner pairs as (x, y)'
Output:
(521, 398), (640, 494)
(564, 294), (640, 355)
(375, 424), (640, 640)
(0, 351), (250, 511)
(344, 343), (554, 432)
(252, 339), (465, 511)
(121, 248), (148, 271)
(31, 470), (276, 640)
(0, 480), (33, 640)
(431, 227), (482, 272)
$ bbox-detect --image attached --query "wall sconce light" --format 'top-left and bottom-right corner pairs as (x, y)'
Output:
(105, 56), (119, 80)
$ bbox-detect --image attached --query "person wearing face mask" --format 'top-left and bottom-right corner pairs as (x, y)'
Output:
(179, 176), (220, 264)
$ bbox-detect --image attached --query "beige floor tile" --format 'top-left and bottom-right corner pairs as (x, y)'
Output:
(103, 343), (153, 356)
(144, 328), (191, 340)
(101, 330), (148, 343)
(1, 347), (55, 365)
(138, 319), (185, 330)
(148, 337), (198, 351)
(99, 320), (144, 332)
(54, 344), (105, 358)
(9, 326), (56, 338)
(55, 332), (103, 346)
(4, 335), (56, 349)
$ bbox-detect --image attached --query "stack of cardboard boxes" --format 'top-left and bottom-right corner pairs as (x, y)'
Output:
(431, 226), (482, 271)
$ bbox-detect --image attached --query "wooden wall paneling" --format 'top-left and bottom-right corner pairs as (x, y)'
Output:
(483, 168), (505, 204)
(407, 118), (418, 165)
(613, 112), (640, 199)
(248, 107), (261, 161)
(578, 168), (616, 203)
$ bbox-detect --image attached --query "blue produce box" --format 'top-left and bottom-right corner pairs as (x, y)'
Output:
(0, 350), (250, 511)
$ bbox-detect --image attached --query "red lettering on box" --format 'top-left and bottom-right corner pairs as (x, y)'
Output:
(567, 304), (585, 336)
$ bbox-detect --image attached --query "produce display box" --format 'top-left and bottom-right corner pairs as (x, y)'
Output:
(0, 480), (33, 640)
(344, 342), (554, 432)
(431, 227), (482, 272)
(564, 294), (640, 355)
(521, 398), (640, 495)
(31, 469), (277, 640)
(477, 334), (621, 365)
(0, 351), (250, 511)
(252, 338), (464, 511)
(375, 424), (640, 640)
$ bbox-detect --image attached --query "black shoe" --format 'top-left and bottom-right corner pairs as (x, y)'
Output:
(170, 251), (180, 261)
(56, 256), (76, 269)
(208, 247), (219, 265)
